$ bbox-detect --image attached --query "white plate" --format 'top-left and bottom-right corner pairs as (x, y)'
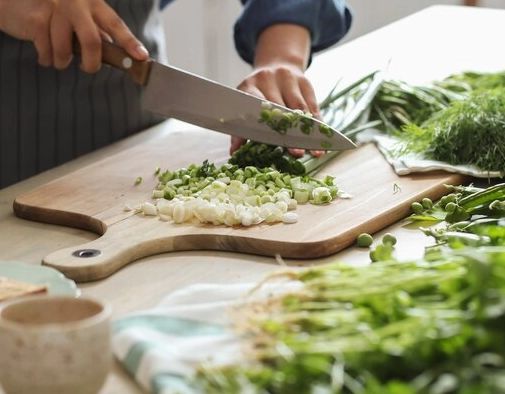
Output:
(0, 261), (80, 298)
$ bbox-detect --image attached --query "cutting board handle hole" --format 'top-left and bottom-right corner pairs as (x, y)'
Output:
(72, 249), (102, 258)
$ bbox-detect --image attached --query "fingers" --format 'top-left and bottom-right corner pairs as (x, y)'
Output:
(278, 72), (326, 158)
(275, 67), (311, 113)
(32, 28), (53, 67)
(94, 3), (149, 61)
(99, 30), (113, 43)
(237, 65), (327, 159)
(298, 77), (321, 119)
(243, 66), (322, 120)
(48, 0), (147, 73)
(231, 84), (264, 154)
(238, 71), (284, 106)
(2, 0), (146, 73)
(287, 148), (306, 157)
(50, 11), (73, 69)
(309, 150), (325, 157)
(73, 21), (103, 72)
(29, 10), (53, 67)
(230, 136), (247, 155)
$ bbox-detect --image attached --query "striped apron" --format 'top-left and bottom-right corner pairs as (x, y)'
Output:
(0, 0), (167, 188)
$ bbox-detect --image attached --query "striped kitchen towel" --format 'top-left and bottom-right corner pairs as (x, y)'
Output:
(112, 282), (256, 394)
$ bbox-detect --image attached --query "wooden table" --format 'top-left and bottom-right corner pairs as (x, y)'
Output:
(0, 5), (503, 394)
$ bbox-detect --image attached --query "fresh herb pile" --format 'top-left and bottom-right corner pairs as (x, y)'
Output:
(370, 71), (505, 175)
(192, 182), (505, 393)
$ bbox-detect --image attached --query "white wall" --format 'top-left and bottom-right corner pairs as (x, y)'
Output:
(161, 0), (248, 87)
(161, 0), (505, 87)
(342, 0), (505, 43)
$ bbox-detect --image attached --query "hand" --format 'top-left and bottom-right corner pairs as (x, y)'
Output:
(232, 63), (325, 158)
(0, 0), (148, 73)
(230, 23), (325, 159)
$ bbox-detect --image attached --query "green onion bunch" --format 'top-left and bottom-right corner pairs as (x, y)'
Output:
(228, 141), (339, 177)
(370, 79), (463, 133)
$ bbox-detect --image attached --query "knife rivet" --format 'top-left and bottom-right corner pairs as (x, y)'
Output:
(122, 57), (133, 69)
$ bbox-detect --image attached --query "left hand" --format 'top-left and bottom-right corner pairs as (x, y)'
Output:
(232, 63), (325, 158)
(230, 23), (325, 158)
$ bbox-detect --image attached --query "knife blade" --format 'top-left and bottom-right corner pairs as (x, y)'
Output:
(93, 41), (356, 151)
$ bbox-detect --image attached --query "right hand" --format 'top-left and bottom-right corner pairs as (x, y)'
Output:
(0, 0), (148, 73)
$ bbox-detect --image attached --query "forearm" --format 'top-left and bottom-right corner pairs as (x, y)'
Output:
(254, 23), (311, 71)
(234, 0), (351, 65)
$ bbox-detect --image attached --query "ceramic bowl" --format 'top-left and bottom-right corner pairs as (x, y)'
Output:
(0, 295), (112, 394)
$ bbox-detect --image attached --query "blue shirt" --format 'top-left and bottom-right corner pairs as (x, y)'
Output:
(160, 0), (352, 65)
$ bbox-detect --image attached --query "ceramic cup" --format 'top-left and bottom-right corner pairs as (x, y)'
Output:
(0, 295), (112, 394)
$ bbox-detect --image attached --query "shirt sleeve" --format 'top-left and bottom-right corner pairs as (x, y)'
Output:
(159, 0), (170, 9)
(234, 0), (353, 65)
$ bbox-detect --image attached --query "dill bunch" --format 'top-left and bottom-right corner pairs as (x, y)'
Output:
(399, 88), (505, 175)
(437, 70), (505, 93)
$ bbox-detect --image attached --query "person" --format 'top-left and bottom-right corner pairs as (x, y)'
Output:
(0, 0), (352, 189)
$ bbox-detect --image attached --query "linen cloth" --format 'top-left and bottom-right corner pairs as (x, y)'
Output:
(112, 282), (288, 394)
(361, 131), (503, 179)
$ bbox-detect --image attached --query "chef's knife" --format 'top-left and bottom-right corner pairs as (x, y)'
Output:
(82, 41), (356, 151)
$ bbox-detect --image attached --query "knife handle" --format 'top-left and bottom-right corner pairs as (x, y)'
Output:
(73, 39), (151, 86)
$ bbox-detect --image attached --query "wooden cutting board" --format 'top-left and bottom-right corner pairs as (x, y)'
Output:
(13, 128), (468, 282)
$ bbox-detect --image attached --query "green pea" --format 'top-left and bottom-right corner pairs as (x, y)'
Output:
(382, 233), (397, 246)
(421, 198), (433, 209)
(319, 124), (333, 137)
(411, 202), (424, 214)
(445, 202), (457, 214)
(445, 193), (457, 203)
(357, 233), (374, 248)
(369, 249), (379, 262)
(259, 109), (271, 121)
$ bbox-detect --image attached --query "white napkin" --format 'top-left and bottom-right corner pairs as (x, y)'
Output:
(112, 283), (253, 394)
(359, 130), (503, 179)
(112, 281), (301, 394)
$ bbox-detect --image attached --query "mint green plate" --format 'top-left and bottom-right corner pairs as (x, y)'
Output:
(0, 261), (80, 297)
